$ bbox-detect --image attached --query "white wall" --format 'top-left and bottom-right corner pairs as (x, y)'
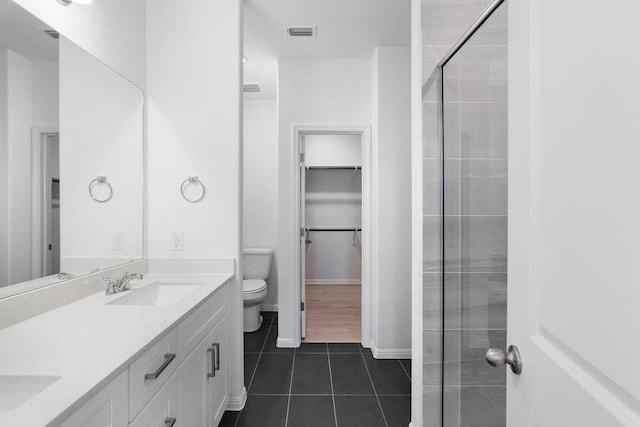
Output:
(32, 61), (59, 127)
(243, 98), (279, 309)
(0, 51), (8, 285)
(145, 0), (244, 403)
(4, 50), (32, 285)
(278, 58), (371, 345)
(371, 47), (412, 352)
(59, 38), (143, 268)
(12, 0), (146, 88)
(305, 134), (362, 167)
(0, 50), (59, 287)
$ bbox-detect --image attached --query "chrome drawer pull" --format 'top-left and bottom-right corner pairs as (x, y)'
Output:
(212, 342), (220, 371)
(164, 417), (176, 427)
(207, 347), (216, 378)
(144, 353), (176, 380)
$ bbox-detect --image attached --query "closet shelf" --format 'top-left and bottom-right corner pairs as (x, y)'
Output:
(305, 193), (362, 202)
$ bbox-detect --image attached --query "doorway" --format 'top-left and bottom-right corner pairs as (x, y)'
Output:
(294, 126), (371, 345)
(31, 129), (61, 279)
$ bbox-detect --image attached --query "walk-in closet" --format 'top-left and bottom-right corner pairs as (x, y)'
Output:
(301, 134), (362, 342)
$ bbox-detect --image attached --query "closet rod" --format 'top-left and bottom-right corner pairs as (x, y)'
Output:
(306, 227), (362, 232)
(306, 166), (361, 170)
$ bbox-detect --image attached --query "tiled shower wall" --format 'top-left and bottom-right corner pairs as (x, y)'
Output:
(421, 1), (504, 425)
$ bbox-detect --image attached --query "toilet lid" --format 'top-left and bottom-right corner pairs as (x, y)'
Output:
(243, 279), (266, 294)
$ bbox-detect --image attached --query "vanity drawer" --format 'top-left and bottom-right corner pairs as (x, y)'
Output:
(129, 328), (178, 419)
(177, 285), (228, 365)
(130, 372), (178, 427)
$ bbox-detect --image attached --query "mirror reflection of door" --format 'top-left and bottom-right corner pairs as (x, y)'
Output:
(45, 133), (60, 276)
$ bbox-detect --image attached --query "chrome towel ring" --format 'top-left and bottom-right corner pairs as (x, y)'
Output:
(89, 176), (113, 203)
(181, 176), (206, 203)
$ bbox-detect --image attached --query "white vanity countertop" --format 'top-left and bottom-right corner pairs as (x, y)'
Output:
(0, 272), (233, 426)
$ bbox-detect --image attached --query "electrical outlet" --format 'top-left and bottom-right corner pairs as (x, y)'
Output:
(112, 232), (125, 250)
(170, 232), (183, 251)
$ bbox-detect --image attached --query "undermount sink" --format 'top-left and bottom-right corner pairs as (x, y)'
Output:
(107, 281), (202, 306)
(0, 375), (60, 415)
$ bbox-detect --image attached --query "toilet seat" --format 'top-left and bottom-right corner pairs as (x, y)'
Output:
(243, 279), (267, 294)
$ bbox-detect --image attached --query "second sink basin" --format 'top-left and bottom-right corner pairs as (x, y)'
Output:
(0, 375), (60, 416)
(107, 281), (202, 306)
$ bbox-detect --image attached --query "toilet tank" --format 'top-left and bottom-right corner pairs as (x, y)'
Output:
(243, 248), (273, 280)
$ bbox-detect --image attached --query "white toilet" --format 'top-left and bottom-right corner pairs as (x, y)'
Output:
(242, 248), (273, 332)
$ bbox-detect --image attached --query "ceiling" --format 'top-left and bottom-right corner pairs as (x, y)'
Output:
(0, 0), (58, 61)
(243, 0), (411, 99)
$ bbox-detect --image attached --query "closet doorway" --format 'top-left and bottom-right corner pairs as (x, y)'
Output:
(296, 127), (371, 344)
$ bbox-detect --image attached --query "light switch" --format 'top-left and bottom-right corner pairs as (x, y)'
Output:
(112, 232), (125, 250)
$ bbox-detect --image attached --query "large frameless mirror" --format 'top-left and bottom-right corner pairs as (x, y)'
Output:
(0, 0), (143, 297)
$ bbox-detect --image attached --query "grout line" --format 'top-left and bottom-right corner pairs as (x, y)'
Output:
(327, 350), (339, 427)
(284, 345), (296, 426)
(480, 387), (506, 417)
(246, 324), (270, 392)
(398, 359), (411, 381)
(360, 352), (389, 427)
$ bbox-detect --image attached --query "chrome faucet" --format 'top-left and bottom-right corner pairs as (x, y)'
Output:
(104, 272), (144, 295)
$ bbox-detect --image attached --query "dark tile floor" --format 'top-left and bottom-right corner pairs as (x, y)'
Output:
(220, 312), (412, 427)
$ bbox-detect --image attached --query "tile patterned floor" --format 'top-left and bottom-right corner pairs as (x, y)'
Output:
(220, 312), (412, 427)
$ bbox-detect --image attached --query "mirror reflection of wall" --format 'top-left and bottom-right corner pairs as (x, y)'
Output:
(0, 0), (143, 292)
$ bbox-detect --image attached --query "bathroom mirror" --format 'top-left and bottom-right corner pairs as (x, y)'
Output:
(0, 0), (143, 296)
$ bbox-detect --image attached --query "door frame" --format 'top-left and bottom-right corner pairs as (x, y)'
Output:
(31, 127), (59, 279)
(291, 124), (372, 346)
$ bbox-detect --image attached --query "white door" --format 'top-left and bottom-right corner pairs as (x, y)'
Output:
(299, 136), (307, 338)
(507, 1), (640, 424)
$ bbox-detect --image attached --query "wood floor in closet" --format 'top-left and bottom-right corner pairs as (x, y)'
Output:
(304, 284), (361, 343)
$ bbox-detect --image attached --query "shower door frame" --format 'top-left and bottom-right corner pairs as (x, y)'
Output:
(435, 0), (508, 424)
(291, 124), (372, 346)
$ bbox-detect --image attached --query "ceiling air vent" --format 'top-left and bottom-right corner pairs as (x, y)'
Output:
(43, 29), (60, 39)
(285, 25), (316, 37)
(243, 83), (262, 93)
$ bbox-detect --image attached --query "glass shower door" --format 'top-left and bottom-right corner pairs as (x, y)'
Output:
(441, 3), (508, 426)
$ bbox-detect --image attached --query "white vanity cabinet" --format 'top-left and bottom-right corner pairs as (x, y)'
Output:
(59, 282), (230, 427)
(59, 370), (129, 427)
(178, 315), (229, 426)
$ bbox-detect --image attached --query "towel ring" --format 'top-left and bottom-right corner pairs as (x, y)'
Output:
(181, 176), (206, 203)
(89, 176), (113, 203)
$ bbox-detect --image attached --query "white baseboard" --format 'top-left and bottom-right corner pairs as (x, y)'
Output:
(371, 341), (411, 359)
(259, 304), (278, 311)
(226, 387), (247, 411)
(306, 279), (361, 285)
(276, 336), (299, 348)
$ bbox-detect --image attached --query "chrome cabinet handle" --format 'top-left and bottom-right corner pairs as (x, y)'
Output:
(164, 417), (176, 427)
(207, 347), (216, 378)
(144, 353), (176, 380)
(213, 342), (220, 371)
(485, 345), (522, 375)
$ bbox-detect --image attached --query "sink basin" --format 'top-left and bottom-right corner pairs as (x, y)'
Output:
(107, 281), (202, 306)
(0, 375), (60, 415)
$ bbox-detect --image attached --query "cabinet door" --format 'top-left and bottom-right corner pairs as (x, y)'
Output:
(59, 370), (128, 427)
(208, 316), (229, 426)
(178, 315), (228, 427)
(130, 373), (178, 427)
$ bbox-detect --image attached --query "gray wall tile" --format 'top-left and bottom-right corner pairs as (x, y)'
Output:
(444, 159), (508, 215)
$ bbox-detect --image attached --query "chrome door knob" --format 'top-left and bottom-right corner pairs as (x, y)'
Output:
(485, 345), (522, 375)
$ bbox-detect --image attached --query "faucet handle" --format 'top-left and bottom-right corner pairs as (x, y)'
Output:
(103, 277), (118, 294)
